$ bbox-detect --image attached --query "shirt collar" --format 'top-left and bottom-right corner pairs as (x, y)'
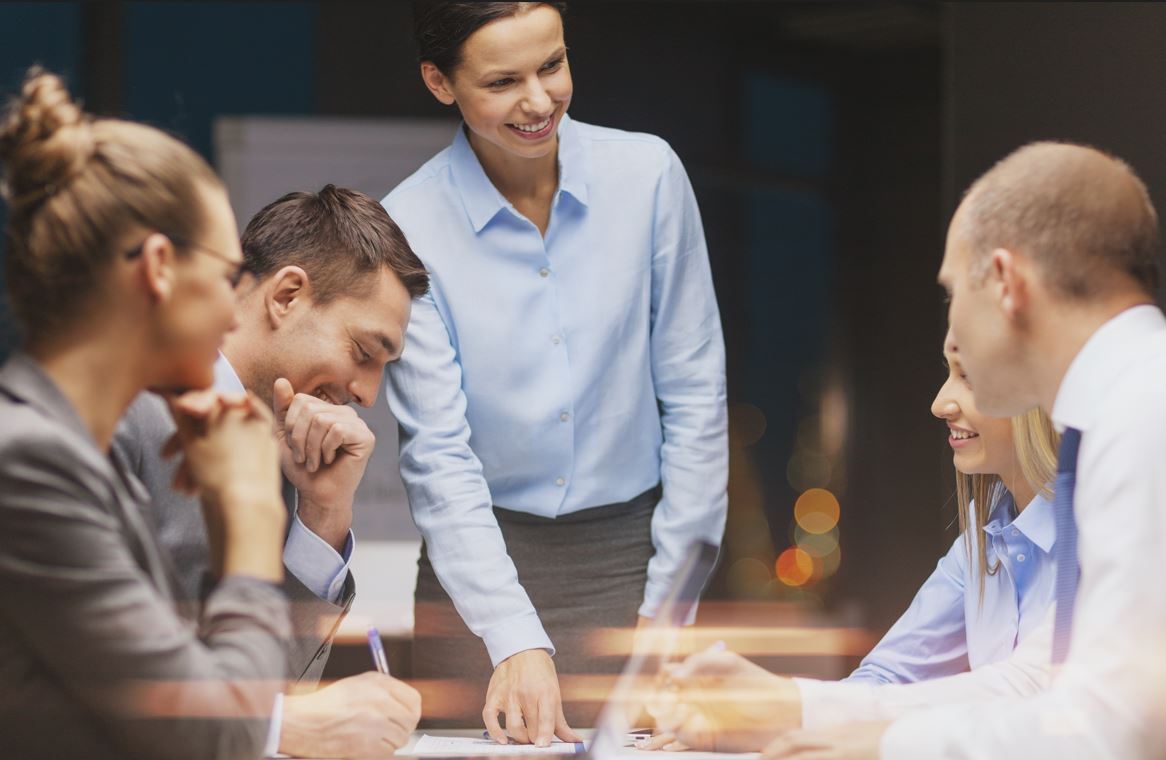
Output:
(214, 352), (246, 394)
(1052, 304), (1166, 433)
(982, 487), (1056, 554)
(556, 114), (589, 207)
(1009, 490), (1055, 554)
(449, 113), (589, 234)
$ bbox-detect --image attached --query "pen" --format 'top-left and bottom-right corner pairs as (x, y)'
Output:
(367, 625), (390, 675)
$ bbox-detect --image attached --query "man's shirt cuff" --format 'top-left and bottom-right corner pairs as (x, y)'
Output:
(284, 512), (353, 603)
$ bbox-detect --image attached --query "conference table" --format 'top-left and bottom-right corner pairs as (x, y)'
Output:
(273, 729), (759, 759)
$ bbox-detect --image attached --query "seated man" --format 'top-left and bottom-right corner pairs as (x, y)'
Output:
(115, 185), (429, 759)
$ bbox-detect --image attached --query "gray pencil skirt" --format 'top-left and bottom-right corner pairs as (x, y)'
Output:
(413, 485), (659, 727)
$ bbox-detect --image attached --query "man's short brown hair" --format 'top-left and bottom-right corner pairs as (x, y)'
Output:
(241, 184), (428, 302)
(959, 141), (1160, 298)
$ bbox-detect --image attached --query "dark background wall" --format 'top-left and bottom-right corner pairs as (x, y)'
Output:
(946, 2), (1166, 308)
(1, 1), (1159, 642)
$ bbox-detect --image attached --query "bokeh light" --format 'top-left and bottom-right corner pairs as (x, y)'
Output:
(794, 488), (841, 534)
(727, 557), (772, 595)
(812, 543), (842, 579)
(819, 381), (848, 458)
(795, 526), (839, 558)
(775, 547), (814, 586)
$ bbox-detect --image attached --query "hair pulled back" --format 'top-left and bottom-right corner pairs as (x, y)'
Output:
(0, 67), (220, 342)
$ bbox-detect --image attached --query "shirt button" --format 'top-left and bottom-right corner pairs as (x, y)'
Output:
(1016, 553), (1026, 562)
(555, 477), (566, 487)
(560, 411), (570, 422)
(1011, 528), (1020, 537)
(551, 335), (561, 345)
(539, 267), (550, 278)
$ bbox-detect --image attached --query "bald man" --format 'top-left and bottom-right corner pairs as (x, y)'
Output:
(648, 142), (1166, 759)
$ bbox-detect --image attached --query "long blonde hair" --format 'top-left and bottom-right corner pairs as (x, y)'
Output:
(955, 406), (1059, 605)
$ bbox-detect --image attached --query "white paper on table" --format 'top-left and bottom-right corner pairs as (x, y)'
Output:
(615, 751), (758, 760)
(408, 735), (587, 756)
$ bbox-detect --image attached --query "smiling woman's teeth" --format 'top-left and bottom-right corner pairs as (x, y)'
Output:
(951, 430), (979, 440)
(512, 117), (551, 133)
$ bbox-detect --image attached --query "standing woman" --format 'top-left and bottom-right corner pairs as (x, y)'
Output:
(383, 0), (727, 743)
(0, 70), (290, 759)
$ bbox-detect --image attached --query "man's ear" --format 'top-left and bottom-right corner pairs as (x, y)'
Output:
(990, 247), (1029, 321)
(264, 265), (311, 329)
(420, 62), (457, 106)
(138, 232), (180, 303)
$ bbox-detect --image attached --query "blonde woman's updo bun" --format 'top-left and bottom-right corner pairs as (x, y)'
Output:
(0, 67), (220, 343)
(0, 67), (96, 212)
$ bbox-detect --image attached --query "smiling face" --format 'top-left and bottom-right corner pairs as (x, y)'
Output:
(931, 329), (1016, 476)
(250, 266), (412, 409)
(421, 3), (572, 163)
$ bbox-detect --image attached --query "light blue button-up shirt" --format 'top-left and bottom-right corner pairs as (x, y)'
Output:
(846, 487), (1056, 684)
(382, 115), (728, 666)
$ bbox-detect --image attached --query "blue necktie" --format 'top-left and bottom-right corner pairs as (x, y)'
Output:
(1051, 426), (1083, 664)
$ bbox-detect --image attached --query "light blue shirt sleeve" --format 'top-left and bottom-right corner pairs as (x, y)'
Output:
(385, 292), (554, 667)
(640, 149), (729, 618)
(283, 512), (353, 604)
(845, 532), (972, 685)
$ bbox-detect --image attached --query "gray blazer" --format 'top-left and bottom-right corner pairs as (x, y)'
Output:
(0, 353), (291, 760)
(114, 391), (354, 683)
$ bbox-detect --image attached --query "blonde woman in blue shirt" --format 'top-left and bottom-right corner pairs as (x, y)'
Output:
(840, 330), (1059, 686)
(382, 0), (727, 747)
(644, 330), (1060, 752)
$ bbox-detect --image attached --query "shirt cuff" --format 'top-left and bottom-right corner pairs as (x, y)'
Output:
(263, 692), (284, 757)
(481, 610), (556, 668)
(794, 677), (880, 729)
(283, 512), (353, 604)
(879, 708), (953, 760)
(638, 578), (699, 624)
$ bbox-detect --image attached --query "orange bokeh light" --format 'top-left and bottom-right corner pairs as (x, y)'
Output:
(812, 543), (843, 579)
(775, 547), (814, 586)
(794, 488), (841, 534)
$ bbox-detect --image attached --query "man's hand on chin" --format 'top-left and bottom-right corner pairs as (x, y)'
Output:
(273, 377), (375, 551)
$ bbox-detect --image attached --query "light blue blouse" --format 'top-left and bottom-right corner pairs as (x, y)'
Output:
(382, 115), (728, 666)
(847, 487), (1057, 683)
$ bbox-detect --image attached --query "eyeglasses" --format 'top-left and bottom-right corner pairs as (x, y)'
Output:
(125, 233), (251, 289)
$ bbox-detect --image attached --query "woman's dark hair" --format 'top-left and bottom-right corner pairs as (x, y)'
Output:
(413, 1), (567, 74)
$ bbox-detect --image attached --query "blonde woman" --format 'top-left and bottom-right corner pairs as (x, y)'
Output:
(843, 328), (1059, 684)
(0, 70), (288, 759)
(643, 329), (1060, 752)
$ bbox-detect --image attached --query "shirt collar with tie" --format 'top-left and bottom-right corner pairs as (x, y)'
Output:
(1051, 303), (1166, 434)
(1046, 304), (1166, 663)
